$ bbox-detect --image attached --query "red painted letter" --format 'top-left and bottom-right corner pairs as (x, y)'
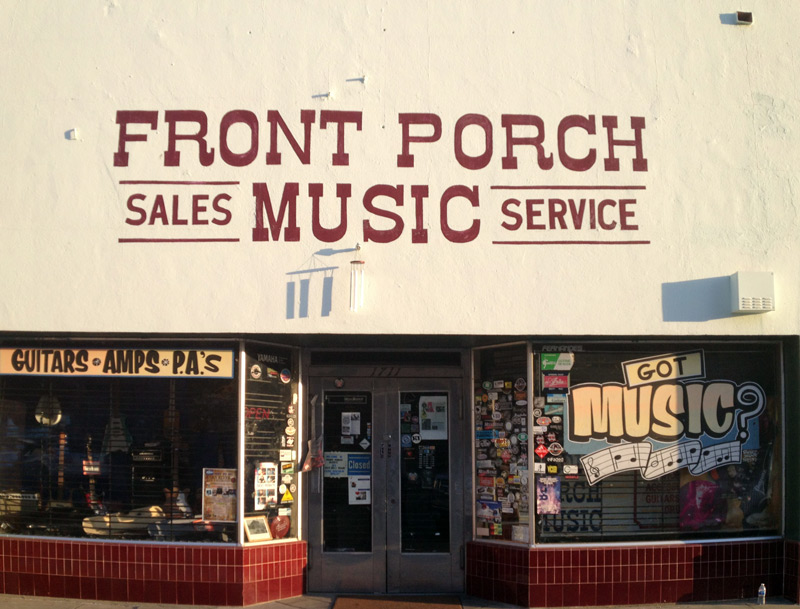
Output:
(310, 183), (350, 242)
(603, 116), (648, 172)
(501, 115), (554, 170)
(252, 182), (301, 242)
(219, 110), (259, 167)
(558, 115), (597, 172)
(440, 186), (480, 243)
(265, 110), (315, 165)
(397, 113), (442, 168)
(114, 111), (158, 167)
(320, 110), (363, 166)
(164, 110), (215, 167)
(454, 114), (493, 170)
(363, 185), (404, 243)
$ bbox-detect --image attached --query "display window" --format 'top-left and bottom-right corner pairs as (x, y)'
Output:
(0, 343), (239, 542)
(473, 341), (783, 544)
(473, 343), (531, 543)
(242, 343), (300, 542)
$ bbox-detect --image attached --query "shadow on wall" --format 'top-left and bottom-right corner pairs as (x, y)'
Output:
(286, 267), (337, 319)
(285, 245), (360, 320)
(662, 276), (732, 322)
(719, 13), (751, 26)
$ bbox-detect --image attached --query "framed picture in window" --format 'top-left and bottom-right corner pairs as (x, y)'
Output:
(244, 515), (272, 542)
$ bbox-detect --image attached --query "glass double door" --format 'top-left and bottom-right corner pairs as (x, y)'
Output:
(307, 376), (464, 594)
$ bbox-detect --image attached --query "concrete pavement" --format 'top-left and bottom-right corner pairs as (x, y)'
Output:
(0, 592), (796, 609)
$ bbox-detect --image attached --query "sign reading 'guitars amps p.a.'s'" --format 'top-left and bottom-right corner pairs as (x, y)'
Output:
(0, 348), (235, 378)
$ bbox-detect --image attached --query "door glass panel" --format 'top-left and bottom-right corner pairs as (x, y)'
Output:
(322, 391), (372, 552)
(399, 392), (450, 553)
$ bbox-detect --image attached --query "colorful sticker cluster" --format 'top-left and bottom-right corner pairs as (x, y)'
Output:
(475, 377), (529, 538)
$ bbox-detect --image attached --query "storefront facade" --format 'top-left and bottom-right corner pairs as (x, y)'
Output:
(2, 2), (800, 607)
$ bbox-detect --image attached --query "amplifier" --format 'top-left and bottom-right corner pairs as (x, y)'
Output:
(132, 448), (162, 462)
(0, 491), (40, 514)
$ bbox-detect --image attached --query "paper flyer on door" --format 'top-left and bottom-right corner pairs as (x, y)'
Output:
(420, 395), (448, 440)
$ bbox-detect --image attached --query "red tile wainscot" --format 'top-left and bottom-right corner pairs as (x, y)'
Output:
(467, 540), (786, 608)
(0, 537), (306, 606)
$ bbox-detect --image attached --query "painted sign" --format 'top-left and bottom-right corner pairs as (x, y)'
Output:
(113, 110), (649, 246)
(0, 348), (235, 378)
(568, 350), (766, 485)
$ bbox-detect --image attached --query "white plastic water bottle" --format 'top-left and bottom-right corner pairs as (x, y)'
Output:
(758, 583), (766, 605)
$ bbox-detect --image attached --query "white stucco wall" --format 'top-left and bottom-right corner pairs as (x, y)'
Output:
(1, 2), (798, 336)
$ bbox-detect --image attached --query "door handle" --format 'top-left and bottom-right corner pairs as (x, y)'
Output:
(381, 434), (392, 459)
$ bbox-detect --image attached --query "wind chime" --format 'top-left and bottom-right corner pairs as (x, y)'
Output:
(285, 244), (365, 317)
(349, 244), (365, 312)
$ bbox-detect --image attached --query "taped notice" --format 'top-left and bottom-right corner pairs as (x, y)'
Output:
(323, 452), (348, 478)
(348, 476), (371, 505)
(342, 412), (361, 436)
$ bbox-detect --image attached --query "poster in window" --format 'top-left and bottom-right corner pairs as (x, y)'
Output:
(536, 476), (561, 515)
(202, 468), (237, 522)
(419, 395), (447, 440)
(253, 462), (277, 511)
(341, 412), (361, 436)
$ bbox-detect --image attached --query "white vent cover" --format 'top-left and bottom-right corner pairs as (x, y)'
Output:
(730, 271), (775, 313)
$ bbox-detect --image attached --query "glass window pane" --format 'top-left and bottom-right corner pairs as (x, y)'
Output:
(399, 391), (449, 553)
(322, 391), (372, 552)
(0, 347), (239, 542)
(242, 343), (300, 541)
(472, 344), (531, 544)
(534, 342), (782, 543)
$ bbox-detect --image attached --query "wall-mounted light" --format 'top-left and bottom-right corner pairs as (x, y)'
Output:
(736, 11), (753, 25)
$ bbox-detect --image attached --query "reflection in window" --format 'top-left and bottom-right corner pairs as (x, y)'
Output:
(534, 343), (782, 543)
(0, 373), (238, 542)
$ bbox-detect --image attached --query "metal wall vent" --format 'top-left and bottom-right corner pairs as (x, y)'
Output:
(730, 272), (775, 314)
(737, 297), (774, 312)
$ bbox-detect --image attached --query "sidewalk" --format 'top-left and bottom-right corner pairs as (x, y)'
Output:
(0, 593), (795, 609)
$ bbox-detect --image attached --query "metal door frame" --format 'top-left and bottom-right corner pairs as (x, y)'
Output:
(304, 351), (469, 595)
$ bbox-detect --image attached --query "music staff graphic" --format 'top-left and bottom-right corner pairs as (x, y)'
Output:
(580, 439), (744, 486)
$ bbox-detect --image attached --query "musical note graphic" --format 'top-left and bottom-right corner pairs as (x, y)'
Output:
(642, 440), (702, 479)
(689, 440), (742, 475)
(581, 442), (651, 485)
(582, 455), (603, 484)
(580, 451), (613, 485)
(609, 442), (651, 473)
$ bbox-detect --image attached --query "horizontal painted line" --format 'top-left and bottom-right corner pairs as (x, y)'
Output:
(118, 238), (240, 243)
(119, 180), (240, 186)
(493, 240), (651, 245)
(490, 185), (646, 190)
